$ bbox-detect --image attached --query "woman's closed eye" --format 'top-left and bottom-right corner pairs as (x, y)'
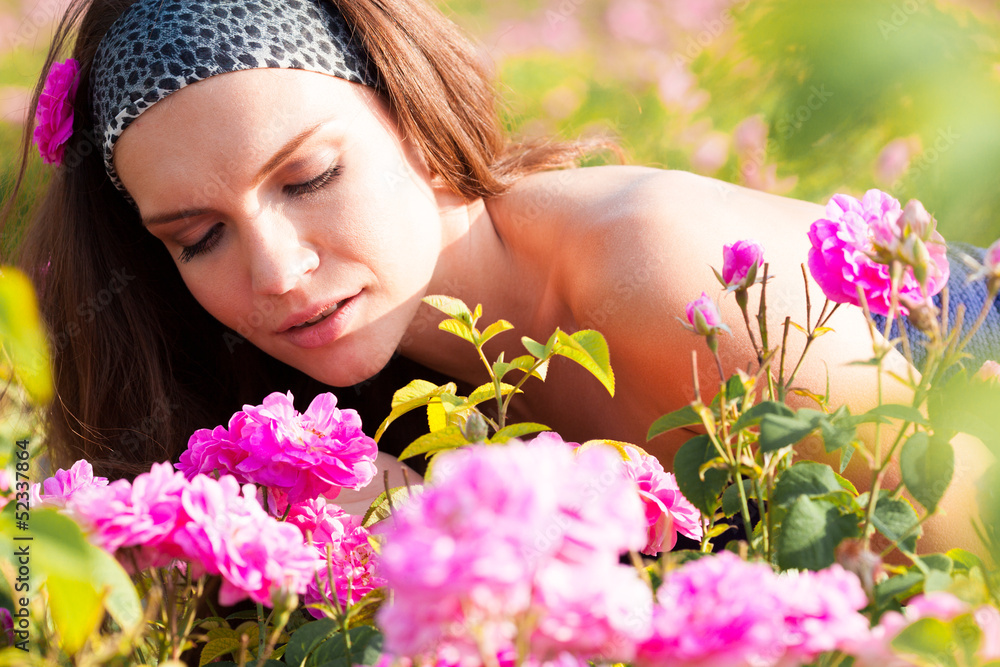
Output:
(284, 163), (342, 197)
(176, 164), (342, 263)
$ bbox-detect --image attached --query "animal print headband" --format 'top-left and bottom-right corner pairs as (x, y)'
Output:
(88, 0), (373, 197)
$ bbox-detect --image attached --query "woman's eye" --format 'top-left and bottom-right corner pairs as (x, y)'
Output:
(178, 223), (223, 263)
(285, 164), (342, 197)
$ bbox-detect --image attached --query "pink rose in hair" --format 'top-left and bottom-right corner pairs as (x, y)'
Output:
(33, 58), (80, 165)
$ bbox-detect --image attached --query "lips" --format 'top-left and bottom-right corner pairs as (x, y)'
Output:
(277, 292), (361, 349)
(291, 301), (343, 329)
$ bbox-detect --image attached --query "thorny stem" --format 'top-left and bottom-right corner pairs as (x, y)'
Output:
(862, 265), (903, 549)
(499, 357), (550, 428)
(777, 317), (791, 401)
(784, 302), (841, 394)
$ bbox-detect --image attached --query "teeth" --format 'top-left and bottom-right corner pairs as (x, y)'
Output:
(294, 301), (341, 328)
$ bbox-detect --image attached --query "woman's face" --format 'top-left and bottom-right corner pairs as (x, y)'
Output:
(115, 68), (450, 386)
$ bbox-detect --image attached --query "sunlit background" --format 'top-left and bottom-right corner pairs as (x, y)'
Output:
(2, 0), (1000, 247)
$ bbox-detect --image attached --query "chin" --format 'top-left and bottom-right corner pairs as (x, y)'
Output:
(291, 342), (398, 389)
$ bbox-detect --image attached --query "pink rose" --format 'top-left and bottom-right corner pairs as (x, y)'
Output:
(721, 240), (764, 290)
(684, 292), (723, 334)
(620, 446), (703, 554)
(807, 190), (949, 316)
(33, 58), (80, 165)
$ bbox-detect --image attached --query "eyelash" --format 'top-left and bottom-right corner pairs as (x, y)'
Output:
(176, 164), (342, 263)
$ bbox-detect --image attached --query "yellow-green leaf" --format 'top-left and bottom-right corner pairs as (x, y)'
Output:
(206, 626), (238, 641)
(584, 439), (648, 459)
(480, 320), (514, 345)
(438, 318), (476, 344)
(426, 400), (447, 432)
(490, 422), (550, 443)
(398, 426), (469, 461)
(422, 294), (473, 321)
(0, 267), (53, 404)
(510, 354), (548, 381)
(200, 637), (242, 665)
(467, 382), (517, 407)
(375, 380), (457, 442)
(554, 330), (615, 396)
(47, 574), (104, 655)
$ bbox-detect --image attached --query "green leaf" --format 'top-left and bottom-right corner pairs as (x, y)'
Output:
(480, 319), (514, 345)
(776, 496), (860, 570)
(856, 404), (929, 426)
(758, 413), (819, 452)
(374, 380), (457, 442)
(874, 569), (924, 608)
(46, 574), (104, 655)
(913, 553), (953, 593)
(422, 295), (473, 322)
(310, 626), (384, 667)
(467, 382), (517, 407)
(345, 588), (387, 628)
(731, 400), (795, 432)
(490, 422), (550, 443)
(0, 267), (53, 404)
(361, 486), (421, 528)
(398, 426), (469, 461)
(521, 335), (548, 359)
(900, 432), (954, 512)
(869, 491), (922, 555)
(891, 618), (957, 667)
(200, 638), (242, 666)
(89, 540), (143, 632)
(284, 618), (340, 667)
(772, 461), (846, 507)
(509, 354), (548, 381)
(647, 405), (702, 441)
(553, 330), (616, 396)
(673, 435), (729, 516)
(438, 318), (476, 344)
(818, 418), (855, 453)
(721, 480), (754, 517)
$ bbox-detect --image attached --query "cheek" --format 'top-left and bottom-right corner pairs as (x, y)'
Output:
(177, 265), (254, 334)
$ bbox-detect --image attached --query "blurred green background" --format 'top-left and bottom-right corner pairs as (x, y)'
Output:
(2, 0), (1000, 246)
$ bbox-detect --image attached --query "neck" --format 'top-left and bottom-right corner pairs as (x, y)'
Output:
(396, 189), (554, 388)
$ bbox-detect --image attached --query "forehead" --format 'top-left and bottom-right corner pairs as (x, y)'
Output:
(113, 68), (387, 199)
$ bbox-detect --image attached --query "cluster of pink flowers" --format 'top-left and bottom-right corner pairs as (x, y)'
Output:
(377, 439), (653, 665)
(807, 190), (949, 316)
(177, 391), (378, 509)
(286, 497), (384, 616)
(54, 462), (319, 606)
(635, 551), (870, 667)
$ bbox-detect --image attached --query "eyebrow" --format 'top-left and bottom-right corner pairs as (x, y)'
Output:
(141, 121), (326, 227)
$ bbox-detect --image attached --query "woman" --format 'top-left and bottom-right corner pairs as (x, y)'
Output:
(3, 0), (996, 553)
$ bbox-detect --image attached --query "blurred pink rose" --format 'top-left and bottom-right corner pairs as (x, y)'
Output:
(875, 136), (921, 187)
(29, 459), (109, 509)
(690, 132), (730, 174)
(974, 360), (1000, 383)
(605, 0), (660, 44)
(33, 58), (79, 165)
(636, 552), (869, 667)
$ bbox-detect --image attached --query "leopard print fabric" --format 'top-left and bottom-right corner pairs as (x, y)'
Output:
(90, 0), (373, 197)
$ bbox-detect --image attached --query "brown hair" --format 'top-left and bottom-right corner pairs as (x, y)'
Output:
(1, 0), (618, 479)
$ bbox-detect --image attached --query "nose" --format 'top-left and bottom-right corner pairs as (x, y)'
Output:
(246, 212), (320, 296)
